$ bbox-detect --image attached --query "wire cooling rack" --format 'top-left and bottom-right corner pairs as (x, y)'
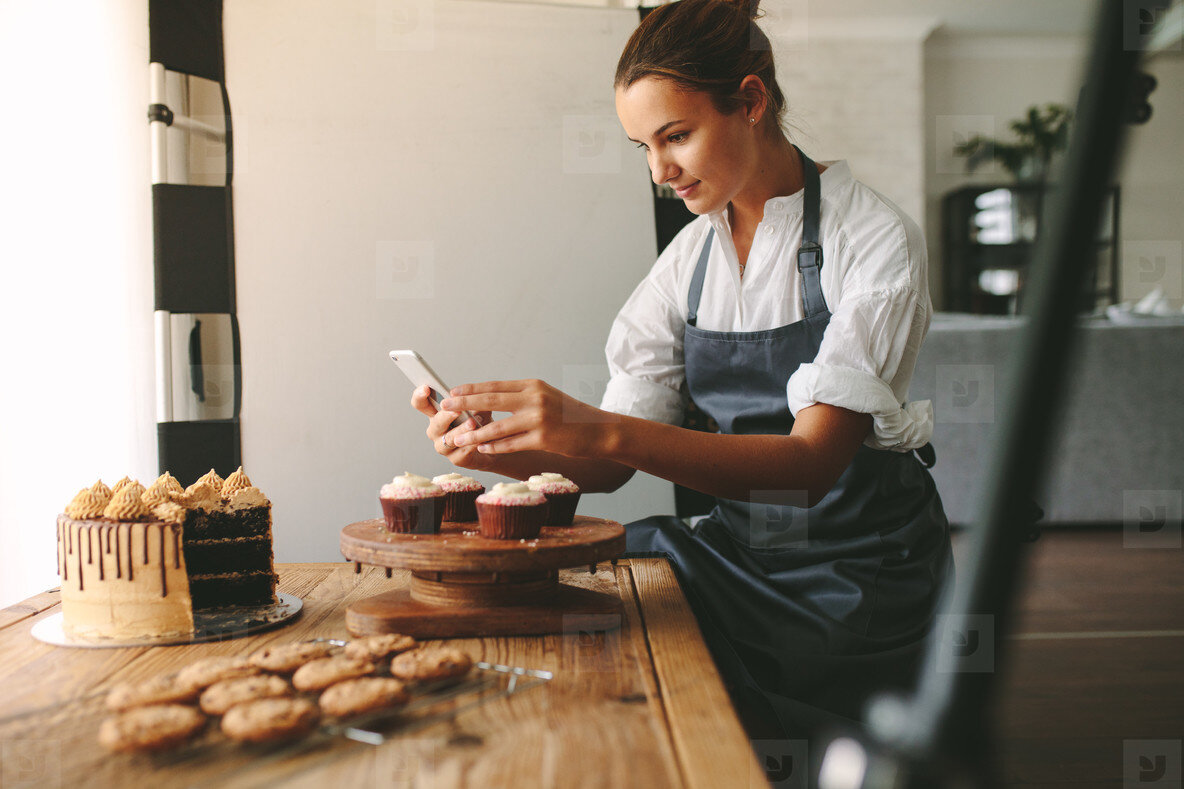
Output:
(0, 640), (551, 788)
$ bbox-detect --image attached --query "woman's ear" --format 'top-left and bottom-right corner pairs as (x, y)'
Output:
(737, 74), (769, 126)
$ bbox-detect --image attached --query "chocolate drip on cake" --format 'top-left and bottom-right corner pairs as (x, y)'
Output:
(125, 523), (133, 581)
(114, 523), (122, 579)
(86, 524), (93, 566)
(95, 526), (104, 580)
(172, 525), (181, 569)
(76, 525), (84, 591)
(142, 522), (149, 565)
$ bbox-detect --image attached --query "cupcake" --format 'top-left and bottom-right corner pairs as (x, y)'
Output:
(431, 473), (485, 522)
(378, 473), (445, 534)
(526, 473), (581, 526)
(474, 482), (548, 540)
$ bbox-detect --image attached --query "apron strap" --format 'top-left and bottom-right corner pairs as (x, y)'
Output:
(913, 442), (936, 469)
(686, 227), (714, 327)
(795, 144), (828, 318)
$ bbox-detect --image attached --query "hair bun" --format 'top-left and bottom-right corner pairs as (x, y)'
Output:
(736, 0), (761, 21)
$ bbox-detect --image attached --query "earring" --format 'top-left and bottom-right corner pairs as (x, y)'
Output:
(749, 118), (756, 124)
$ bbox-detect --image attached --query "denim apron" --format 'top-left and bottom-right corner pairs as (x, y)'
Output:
(625, 146), (953, 738)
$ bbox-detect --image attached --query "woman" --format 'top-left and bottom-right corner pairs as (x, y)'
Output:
(411, 0), (952, 739)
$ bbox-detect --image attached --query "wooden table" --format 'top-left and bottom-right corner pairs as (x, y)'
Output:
(0, 561), (769, 789)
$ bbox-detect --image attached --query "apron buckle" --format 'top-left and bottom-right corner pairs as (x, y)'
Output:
(797, 242), (823, 269)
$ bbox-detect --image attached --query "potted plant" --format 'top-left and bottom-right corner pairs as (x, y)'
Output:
(954, 103), (1072, 186)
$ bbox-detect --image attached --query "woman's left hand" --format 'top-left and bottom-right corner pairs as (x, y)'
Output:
(438, 379), (616, 458)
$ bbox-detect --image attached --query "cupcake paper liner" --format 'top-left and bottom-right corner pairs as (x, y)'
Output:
(541, 492), (581, 526)
(475, 500), (546, 540)
(441, 489), (482, 522)
(380, 495), (445, 534)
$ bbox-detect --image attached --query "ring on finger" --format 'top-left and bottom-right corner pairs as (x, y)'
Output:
(441, 434), (453, 449)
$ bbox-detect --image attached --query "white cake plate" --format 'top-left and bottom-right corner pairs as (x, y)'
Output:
(30, 592), (303, 648)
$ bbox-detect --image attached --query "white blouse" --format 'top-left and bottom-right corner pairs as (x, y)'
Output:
(599, 159), (934, 451)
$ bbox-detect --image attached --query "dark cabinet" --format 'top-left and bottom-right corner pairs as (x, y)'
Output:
(941, 184), (1119, 314)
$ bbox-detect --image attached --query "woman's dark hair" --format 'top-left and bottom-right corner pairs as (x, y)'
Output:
(614, 0), (789, 136)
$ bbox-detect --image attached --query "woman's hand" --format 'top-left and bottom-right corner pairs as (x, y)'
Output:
(438, 379), (617, 458)
(409, 386), (495, 471)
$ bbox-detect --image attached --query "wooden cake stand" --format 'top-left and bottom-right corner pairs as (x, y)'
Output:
(339, 516), (626, 638)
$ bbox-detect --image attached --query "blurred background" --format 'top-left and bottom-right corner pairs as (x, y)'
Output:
(1, 0), (1180, 610)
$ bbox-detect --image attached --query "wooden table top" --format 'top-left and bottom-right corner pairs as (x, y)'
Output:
(0, 560), (768, 789)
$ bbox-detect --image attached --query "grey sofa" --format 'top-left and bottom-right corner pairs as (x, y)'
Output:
(908, 313), (1184, 526)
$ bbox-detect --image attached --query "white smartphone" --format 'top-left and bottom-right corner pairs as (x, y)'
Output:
(389, 350), (484, 427)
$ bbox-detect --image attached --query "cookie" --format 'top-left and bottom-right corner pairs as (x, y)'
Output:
(106, 674), (200, 711)
(177, 656), (260, 690)
(200, 674), (293, 715)
(247, 641), (338, 673)
(291, 656), (376, 692)
(319, 677), (410, 718)
(389, 647), (473, 682)
(220, 697), (320, 743)
(99, 704), (206, 752)
(343, 633), (418, 661)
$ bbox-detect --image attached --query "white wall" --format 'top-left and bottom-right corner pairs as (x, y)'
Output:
(770, 17), (938, 231)
(224, 0), (674, 564)
(0, 0), (155, 608)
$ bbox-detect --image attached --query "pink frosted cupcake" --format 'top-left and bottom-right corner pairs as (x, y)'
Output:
(431, 473), (485, 522)
(527, 473), (581, 526)
(474, 482), (547, 540)
(378, 473), (445, 534)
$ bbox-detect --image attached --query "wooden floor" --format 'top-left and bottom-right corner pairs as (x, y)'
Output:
(949, 528), (1184, 788)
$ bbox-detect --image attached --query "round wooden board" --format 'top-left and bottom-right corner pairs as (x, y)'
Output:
(345, 586), (624, 639)
(340, 516), (625, 574)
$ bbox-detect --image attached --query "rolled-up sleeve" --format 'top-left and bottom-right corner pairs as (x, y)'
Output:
(599, 250), (689, 426)
(786, 286), (934, 450)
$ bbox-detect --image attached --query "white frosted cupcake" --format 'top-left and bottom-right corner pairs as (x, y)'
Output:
(378, 473), (444, 534)
(431, 473), (485, 522)
(526, 473), (581, 526)
(474, 482), (547, 540)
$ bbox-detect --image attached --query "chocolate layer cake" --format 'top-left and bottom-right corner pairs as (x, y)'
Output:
(179, 468), (276, 609)
(56, 468), (277, 639)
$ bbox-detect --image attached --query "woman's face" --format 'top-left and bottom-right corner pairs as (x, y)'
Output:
(615, 76), (754, 216)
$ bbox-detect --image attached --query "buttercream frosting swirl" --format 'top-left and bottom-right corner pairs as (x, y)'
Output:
(526, 472), (580, 494)
(476, 482), (546, 506)
(110, 476), (134, 494)
(89, 480), (112, 506)
(195, 468), (225, 495)
(103, 485), (151, 521)
(380, 472), (442, 500)
(228, 486), (270, 510)
(431, 473), (483, 492)
(221, 466), (253, 498)
(65, 488), (107, 519)
(150, 472), (185, 497)
(184, 480), (222, 511)
(141, 485), (175, 509)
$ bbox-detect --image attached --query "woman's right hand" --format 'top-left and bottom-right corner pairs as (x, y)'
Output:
(409, 386), (495, 471)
